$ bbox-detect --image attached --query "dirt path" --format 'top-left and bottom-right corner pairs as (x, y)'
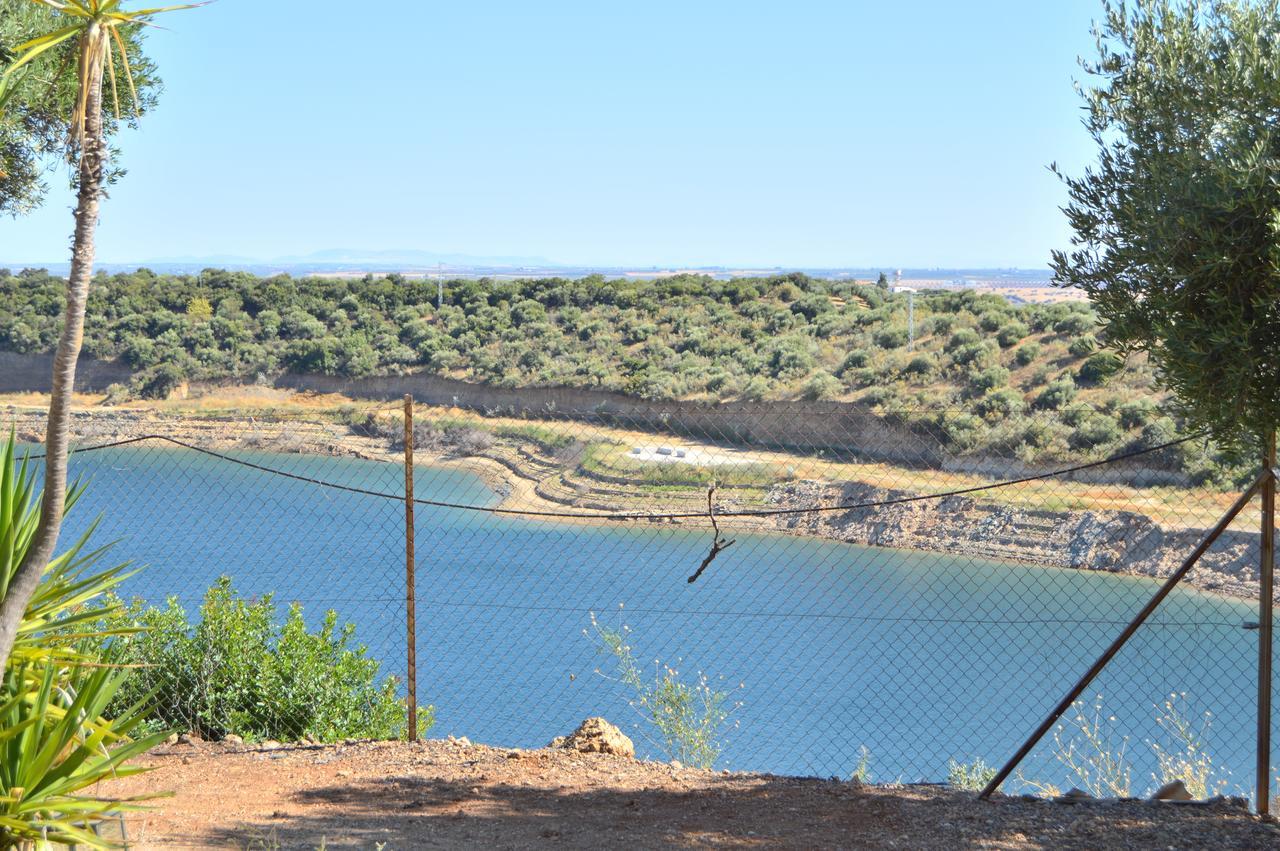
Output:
(100, 739), (1279, 849)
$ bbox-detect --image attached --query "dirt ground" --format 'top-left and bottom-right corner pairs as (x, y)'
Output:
(98, 739), (1280, 850)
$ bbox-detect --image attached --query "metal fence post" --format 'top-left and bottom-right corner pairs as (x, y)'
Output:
(404, 394), (418, 742)
(1258, 430), (1276, 815)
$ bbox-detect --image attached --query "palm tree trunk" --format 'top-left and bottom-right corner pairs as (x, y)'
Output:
(0, 57), (104, 673)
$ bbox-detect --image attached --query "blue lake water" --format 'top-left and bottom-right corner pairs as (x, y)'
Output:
(50, 445), (1273, 796)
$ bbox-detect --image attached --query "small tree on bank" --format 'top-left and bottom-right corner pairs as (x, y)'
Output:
(1052, 0), (1280, 452)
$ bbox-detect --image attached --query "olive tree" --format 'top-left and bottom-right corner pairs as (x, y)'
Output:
(1052, 0), (1280, 452)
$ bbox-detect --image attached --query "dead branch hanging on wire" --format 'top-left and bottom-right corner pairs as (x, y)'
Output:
(688, 484), (735, 584)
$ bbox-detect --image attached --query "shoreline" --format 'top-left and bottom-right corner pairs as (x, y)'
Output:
(4, 402), (1267, 603)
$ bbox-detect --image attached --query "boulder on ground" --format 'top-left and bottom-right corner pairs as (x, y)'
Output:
(1150, 780), (1193, 801)
(553, 717), (634, 758)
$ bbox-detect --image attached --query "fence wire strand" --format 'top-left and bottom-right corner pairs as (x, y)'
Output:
(5, 400), (1275, 802)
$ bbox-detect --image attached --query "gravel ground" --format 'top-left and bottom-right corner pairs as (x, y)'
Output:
(98, 738), (1280, 849)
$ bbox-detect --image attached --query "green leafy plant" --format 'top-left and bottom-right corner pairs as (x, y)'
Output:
(1, 434), (167, 848)
(590, 612), (740, 770)
(849, 746), (873, 784)
(93, 577), (432, 743)
(947, 757), (997, 791)
(0, 662), (167, 848)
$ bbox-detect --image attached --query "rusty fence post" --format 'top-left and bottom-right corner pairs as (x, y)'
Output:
(1258, 430), (1276, 815)
(404, 394), (418, 742)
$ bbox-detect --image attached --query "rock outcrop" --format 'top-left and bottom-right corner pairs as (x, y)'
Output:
(553, 717), (635, 758)
(767, 480), (1264, 600)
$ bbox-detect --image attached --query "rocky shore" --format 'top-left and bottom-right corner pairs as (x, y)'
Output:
(7, 403), (1267, 603)
(766, 479), (1265, 601)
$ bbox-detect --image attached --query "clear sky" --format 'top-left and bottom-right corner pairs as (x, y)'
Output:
(3, 0), (1105, 269)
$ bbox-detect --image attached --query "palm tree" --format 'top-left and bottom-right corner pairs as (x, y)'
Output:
(0, 0), (202, 674)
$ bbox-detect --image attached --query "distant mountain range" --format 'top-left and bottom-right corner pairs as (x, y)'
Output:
(2, 249), (1055, 283)
(139, 248), (559, 269)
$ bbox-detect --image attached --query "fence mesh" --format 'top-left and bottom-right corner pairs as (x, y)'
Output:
(5, 398), (1276, 801)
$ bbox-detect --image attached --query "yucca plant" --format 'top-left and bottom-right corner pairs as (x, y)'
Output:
(0, 663), (167, 848)
(0, 434), (169, 848)
(0, 0), (203, 679)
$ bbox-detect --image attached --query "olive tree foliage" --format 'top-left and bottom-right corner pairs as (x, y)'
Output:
(1052, 0), (1280, 452)
(0, 0), (159, 216)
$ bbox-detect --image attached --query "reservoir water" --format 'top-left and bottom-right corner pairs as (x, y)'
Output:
(54, 445), (1271, 795)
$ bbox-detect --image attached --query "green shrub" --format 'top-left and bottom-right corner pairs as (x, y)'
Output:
(1068, 334), (1098, 358)
(1, 437), (169, 848)
(802, 370), (843, 401)
(1078, 352), (1124, 385)
(1054, 313), (1095, 335)
(945, 327), (981, 352)
(1070, 412), (1122, 450)
(134, 362), (186, 399)
(1116, 398), (1159, 430)
(995, 322), (1029, 349)
(968, 365), (1009, 393)
(95, 577), (430, 743)
(1013, 342), (1042, 366)
(839, 349), (870, 373)
(1033, 376), (1076, 411)
(903, 353), (936, 377)
(591, 614), (739, 770)
(948, 758), (997, 791)
(874, 327), (909, 349)
(975, 388), (1025, 421)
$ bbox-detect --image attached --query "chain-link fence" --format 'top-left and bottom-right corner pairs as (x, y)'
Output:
(6, 398), (1276, 805)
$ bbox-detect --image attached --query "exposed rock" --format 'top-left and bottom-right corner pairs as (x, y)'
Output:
(765, 479), (1263, 601)
(177, 733), (202, 745)
(224, 734), (244, 746)
(1150, 780), (1193, 801)
(1058, 788), (1093, 803)
(556, 717), (634, 758)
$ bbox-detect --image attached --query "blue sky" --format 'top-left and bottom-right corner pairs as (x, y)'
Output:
(4, 1), (1104, 268)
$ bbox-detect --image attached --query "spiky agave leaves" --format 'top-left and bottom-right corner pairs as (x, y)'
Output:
(0, 661), (169, 849)
(0, 433), (139, 671)
(0, 433), (168, 847)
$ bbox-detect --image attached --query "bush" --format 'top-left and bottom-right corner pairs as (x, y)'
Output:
(975, 388), (1025, 421)
(874, 327), (909, 349)
(1054, 313), (1095, 335)
(945, 328), (981, 352)
(948, 758), (997, 791)
(1078, 352), (1124, 385)
(903, 353), (936, 377)
(95, 577), (430, 743)
(1068, 334), (1098, 358)
(1070, 412), (1122, 449)
(968, 366), (1009, 393)
(802, 370), (843, 401)
(1117, 398), (1159, 430)
(1013, 342), (1042, 366)
(996, 322), (1029, 349)
(591, 614), (739, 770)
(1, 438), (170, 846)
(1033, 376), (1076, 411)
(134, 362), (186, 399)
(839, 349), (871, 373)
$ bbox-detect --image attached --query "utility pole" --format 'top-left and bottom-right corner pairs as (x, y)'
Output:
(893, 270), (916, 351)
(436, 263), (443, 310)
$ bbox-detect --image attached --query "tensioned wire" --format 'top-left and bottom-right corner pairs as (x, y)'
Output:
(21, 430), (1210, 522)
